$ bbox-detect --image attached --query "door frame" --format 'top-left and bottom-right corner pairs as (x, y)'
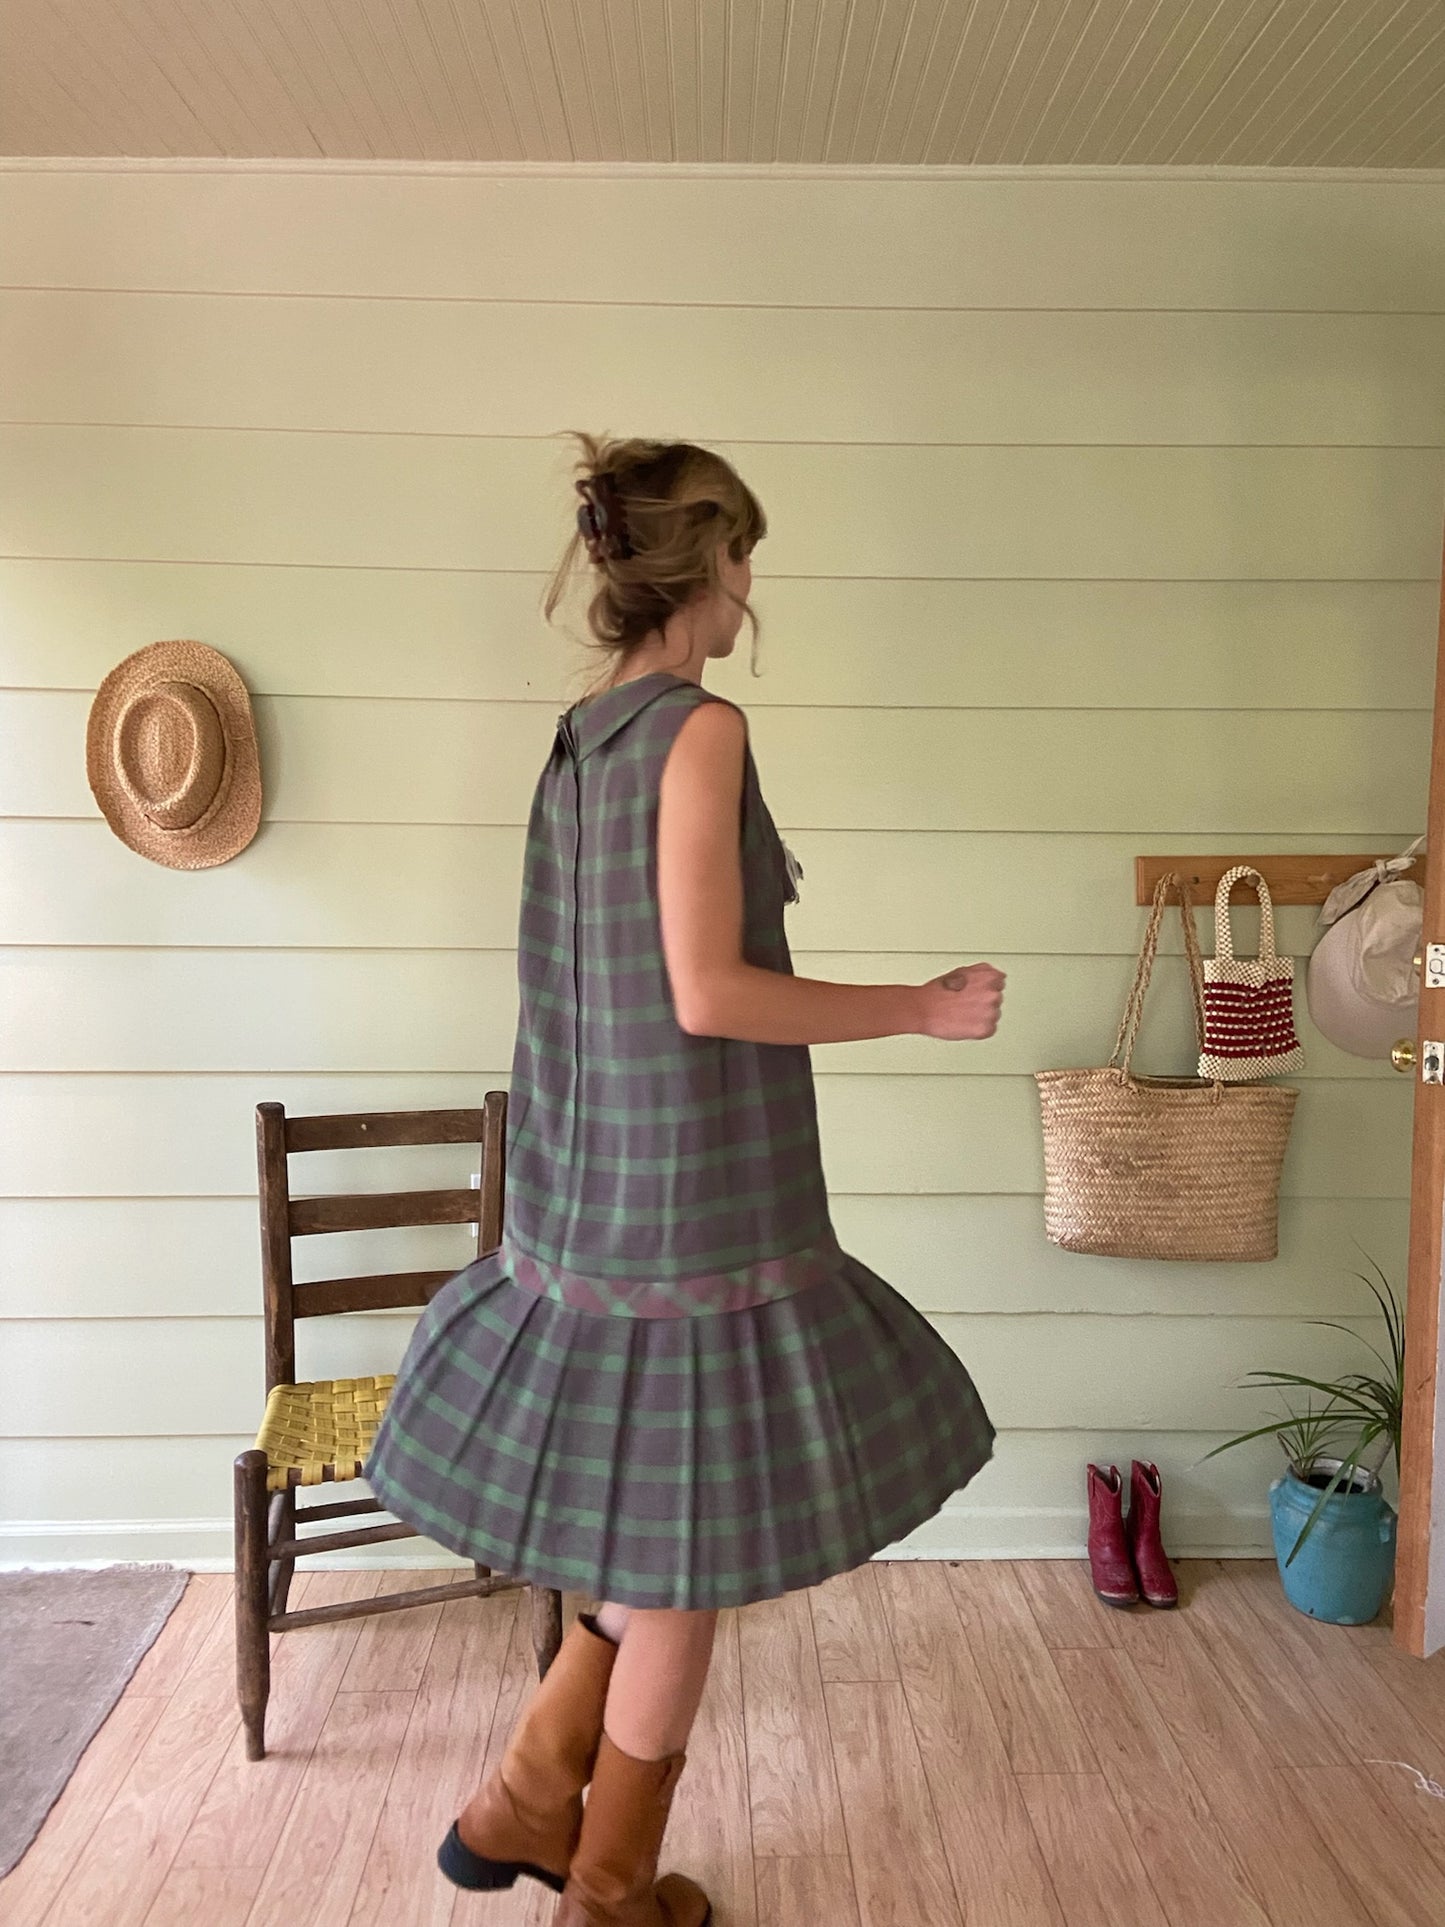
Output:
(1395, 523), (1445, 1657)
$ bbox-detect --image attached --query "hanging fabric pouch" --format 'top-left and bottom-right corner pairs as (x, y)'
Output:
(1199, 866), (1306, 1081)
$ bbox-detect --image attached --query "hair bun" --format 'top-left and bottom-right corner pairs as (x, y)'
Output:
(544, 433), (766, 661)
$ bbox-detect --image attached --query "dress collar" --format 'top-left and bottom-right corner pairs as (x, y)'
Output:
(558, 670), (699, 762)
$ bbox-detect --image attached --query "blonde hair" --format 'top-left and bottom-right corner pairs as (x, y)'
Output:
(543, 433), (767, 684)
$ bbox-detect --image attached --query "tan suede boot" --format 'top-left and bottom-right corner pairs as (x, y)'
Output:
(437, 1611), (618, 1895)
(554, 1733), (712, 1927)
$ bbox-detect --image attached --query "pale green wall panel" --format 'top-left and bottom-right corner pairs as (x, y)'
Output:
(0, 1309), (1392, 1438)
(810, 1075), (1408, 1199)
(0, 1072), (1411, 1200)
(0, 1193), (1409, 1321)
(2, 563), (1435, 711)
(5, 173), (1444, 309)
(0, 946), (1397, 1079)
(0, 1427), (1297, 1561)
(781, 833), (1415, 955)
(4, 427), (1442, 579)
(6, 292), (1443, 444)
(0, 822), (534, 948)
(0, 821), (1409, 951)
(2, 691), (1428, 832)
(827, 1195), (1409, 1318)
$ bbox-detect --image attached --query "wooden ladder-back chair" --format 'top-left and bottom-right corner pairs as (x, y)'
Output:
(234, 1090), (563, 1761)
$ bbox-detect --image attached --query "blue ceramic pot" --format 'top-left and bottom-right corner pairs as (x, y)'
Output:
(1268, 1461), (1396, 1625)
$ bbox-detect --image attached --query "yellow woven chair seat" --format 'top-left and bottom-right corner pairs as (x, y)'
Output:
(254, 1374), (396, 1494)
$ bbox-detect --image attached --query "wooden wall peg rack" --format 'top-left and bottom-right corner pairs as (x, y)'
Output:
(1135, 854), (1411, 908)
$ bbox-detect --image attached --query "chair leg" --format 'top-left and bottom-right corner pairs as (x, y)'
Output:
(234, 1448), (273, 1762)
(473, 1561), (493, 1593)
(530, 1584), (564, 1679)
(269, 1486), (297, 1618)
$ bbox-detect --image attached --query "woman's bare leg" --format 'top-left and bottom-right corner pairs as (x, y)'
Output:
(593, 1601), (632, 1646)
(596, 1604), (718, 1759)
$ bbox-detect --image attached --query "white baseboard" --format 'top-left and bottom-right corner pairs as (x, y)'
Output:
(0, 1507), (1274, 1570)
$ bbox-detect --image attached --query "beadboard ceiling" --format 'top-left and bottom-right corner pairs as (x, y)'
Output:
(4, 0), (1445, 168)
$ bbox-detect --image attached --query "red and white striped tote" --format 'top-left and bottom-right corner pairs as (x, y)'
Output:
(1199, 866), (1306, 1081)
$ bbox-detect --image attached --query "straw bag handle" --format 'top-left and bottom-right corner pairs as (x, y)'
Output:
(1109, 871), (1211, 1083)
(1214, 865), (1278, 964)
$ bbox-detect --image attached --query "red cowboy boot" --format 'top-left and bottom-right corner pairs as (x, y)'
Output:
(1087, 1463), (1139, 1608)
(1125, 1459), (1179, 1608)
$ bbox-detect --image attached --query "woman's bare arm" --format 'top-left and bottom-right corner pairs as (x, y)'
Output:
(656, 700), (1005, 1047)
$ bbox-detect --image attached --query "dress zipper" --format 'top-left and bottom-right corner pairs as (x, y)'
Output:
(556, 707), (583, 1119)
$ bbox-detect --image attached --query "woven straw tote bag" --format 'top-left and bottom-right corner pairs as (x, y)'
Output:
(1199, 865), (1306, 1081)
(1034, 872), (1298, 1262)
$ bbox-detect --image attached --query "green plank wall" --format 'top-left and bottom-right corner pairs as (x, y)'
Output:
(0, 167), (1441, 1563)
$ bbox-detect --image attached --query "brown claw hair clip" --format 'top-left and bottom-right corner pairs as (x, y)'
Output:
(575, 473), (634, 564)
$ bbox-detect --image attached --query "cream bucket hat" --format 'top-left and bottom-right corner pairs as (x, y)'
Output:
(85, 640), (262, 869)
(1305, 839), (1424, 1059)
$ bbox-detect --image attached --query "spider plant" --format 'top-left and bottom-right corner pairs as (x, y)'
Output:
(1201, 1253), (1405, 1566)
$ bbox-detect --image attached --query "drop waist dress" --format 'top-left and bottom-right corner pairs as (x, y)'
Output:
(363, 669), (996, 1608)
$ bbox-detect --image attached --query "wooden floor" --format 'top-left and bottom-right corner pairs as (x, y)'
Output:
(6, 1559), (1445, 1926)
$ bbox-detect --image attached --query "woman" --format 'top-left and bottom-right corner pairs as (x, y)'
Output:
(362, 435), (1002, 1927)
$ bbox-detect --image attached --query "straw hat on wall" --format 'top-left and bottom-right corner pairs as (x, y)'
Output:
(86, 640), (262, 869)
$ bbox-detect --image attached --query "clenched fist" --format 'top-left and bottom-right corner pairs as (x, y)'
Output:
(917, 963), (1006, 1041)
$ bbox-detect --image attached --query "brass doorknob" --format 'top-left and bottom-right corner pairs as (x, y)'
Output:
(1392, 1039), (1417, 1073)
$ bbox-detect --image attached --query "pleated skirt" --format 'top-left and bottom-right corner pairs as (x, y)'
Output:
(361, 1248), (996, 1609)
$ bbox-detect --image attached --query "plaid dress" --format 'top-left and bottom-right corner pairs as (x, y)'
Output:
(363, 670), (995, 1607)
